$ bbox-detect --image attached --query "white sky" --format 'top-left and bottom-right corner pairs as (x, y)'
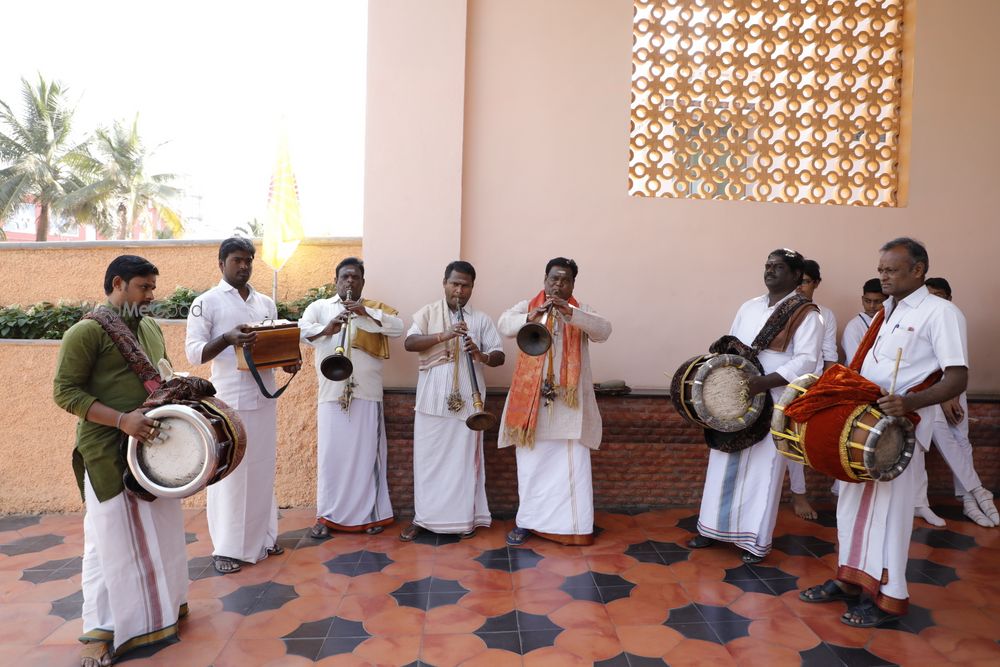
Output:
(0, 0), (368, 238)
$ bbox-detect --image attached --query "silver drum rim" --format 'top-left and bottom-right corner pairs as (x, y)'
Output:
(126, 404), (220, 499)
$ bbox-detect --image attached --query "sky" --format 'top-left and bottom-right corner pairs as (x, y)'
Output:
(0, 1), (368, 238)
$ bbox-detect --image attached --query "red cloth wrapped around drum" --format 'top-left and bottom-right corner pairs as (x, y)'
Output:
(770, 364), (916, 483)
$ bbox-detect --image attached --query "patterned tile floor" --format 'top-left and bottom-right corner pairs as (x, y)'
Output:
(1, 503), (998, 666)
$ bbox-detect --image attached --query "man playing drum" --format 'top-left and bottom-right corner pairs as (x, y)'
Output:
(299, 257), (404, 538)
(688, 248), (823, 563)
(54, 256), (187, 667)
(799, 238), (969, 628)
(399, 261), (505, 542)
(185, 238), (299, 574)
(498, 257), (612, 547)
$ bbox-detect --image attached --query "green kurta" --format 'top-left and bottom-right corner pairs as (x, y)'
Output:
(52, 304), (168, 502)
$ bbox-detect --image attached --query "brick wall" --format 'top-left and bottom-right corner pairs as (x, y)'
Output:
(381, 390), (1000, 515)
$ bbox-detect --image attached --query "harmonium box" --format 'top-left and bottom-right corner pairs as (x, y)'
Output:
(235, 320), (302, 371)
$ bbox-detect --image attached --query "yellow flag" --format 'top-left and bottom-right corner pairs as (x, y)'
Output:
(261, 135), (304, 271)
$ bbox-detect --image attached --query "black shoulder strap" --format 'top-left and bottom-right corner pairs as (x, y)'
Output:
(241, 346), (296, 399)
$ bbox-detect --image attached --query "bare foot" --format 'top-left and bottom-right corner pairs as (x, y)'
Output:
(792, 493), (817, 520)
(80, 641), (112, 667)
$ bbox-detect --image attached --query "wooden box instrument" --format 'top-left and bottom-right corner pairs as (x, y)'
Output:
(235, 320), (301, 371)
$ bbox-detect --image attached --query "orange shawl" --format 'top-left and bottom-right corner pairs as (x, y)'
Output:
(504, 291), (582, 448)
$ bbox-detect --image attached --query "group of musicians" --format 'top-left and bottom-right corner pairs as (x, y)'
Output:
(53, 235), (994, 665)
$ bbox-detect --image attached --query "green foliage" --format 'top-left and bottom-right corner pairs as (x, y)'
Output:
(0, 302), (92, 339)
(0, 283), (337, 338)
(278, 283), (336, 321)
(147, 286), (203, 319)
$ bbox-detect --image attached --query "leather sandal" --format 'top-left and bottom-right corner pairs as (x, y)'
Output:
(265, 544), (285, 556)
(308, 522), (332, 540)
(741, 550), (765, 564)
(686, 534), (715, 549)
(799, 579), (861, 604)
(213, 555), (242, 574)
(399, 523), (422, 542)
(80, 640), (113, 667)
(365, 525), (384, 535)
(506, 527), (530, 546)
(841, 598), (900, 628)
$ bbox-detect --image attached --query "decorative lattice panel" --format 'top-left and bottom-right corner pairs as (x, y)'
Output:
(629, 0), (906, 206)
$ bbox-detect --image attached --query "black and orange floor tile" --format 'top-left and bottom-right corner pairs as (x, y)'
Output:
(0, 503), (998, 666)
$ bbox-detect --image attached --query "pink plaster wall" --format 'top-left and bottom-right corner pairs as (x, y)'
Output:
(364, 0), (1000, 394)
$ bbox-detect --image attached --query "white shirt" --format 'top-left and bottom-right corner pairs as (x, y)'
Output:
(816, 304), (839, 372)
(860, 285), (968, 449)
(730, 292), (823, 399)
(185, 280), (278, 410)
(408, 305), (503, 420)
(299, 295), (404, 404)
(841, 312), (873, 363)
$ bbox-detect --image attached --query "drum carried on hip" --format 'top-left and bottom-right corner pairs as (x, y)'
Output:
(771, 370), (915, 483)
(670, 353), (767, 433)
(126, 397), (247, 499)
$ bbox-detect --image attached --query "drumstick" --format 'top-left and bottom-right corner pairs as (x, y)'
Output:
(888, 347), (903, 395)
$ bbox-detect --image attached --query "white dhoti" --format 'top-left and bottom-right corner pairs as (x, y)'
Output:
(81, 475), (188, 655)
(514, 438), (594, 543)
(207, 403), (278, 562)
(317, 399), (393, 531)
(697, 436), (787, 557)
(836, 446), (923, 615)
(412, 412), (491, 533)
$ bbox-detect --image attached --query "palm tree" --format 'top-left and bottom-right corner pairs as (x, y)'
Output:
(0, 76), (84, 241)
(235, 217), (264, 237)
(63, 115), (183, 239)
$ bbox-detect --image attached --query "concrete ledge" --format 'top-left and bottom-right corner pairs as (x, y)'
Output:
(0, 237), (361, 251)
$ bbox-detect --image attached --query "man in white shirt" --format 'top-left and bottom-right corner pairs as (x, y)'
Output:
(185, 238), (299, 574)
(786, 258), (838, 520)
(400, 261), (505, 541)
(800, 238), (968, 628)
(912, 277), (998, 528)
(298, 257), (404, 538)
(688, 249), (823, 563)
(841, 278), (887, 363)
(498, 258), (612, 547)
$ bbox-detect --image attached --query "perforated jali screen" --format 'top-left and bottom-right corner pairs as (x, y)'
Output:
(629, 0), (907, 206)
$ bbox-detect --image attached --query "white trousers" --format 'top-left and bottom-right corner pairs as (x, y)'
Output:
(207, 403), (279, 562)
(788, 460), (807, 495)
(81, 475), (188, 654)
(514, 439), (593, 536)
(317, 399), (393, 528)
(413, 412), (491, 533)
(915, 396), (982, 506)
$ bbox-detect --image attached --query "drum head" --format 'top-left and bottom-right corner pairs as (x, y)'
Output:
(864, 415), (916, 482)
(138, 416), (209, 487)
(691, 354), (765, 433)
(126, 404), (218, 498)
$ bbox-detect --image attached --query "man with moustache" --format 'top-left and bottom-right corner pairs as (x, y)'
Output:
(299, 257), (403, 538)
(800, 238), (968, 628)
(54, 255), (187, 666)
(688, 249), (823, 563)
(400, 261), (505, 541)
(498, 257), (612, 547)
(185, 237), (298, 573)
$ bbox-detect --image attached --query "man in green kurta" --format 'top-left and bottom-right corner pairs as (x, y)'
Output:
(53, 255), (188, 667)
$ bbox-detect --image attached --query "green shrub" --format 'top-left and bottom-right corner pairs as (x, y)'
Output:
(0, 283), (338, 339)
